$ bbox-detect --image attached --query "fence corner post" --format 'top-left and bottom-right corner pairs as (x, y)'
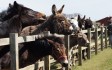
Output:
(10, 33), (19, 70)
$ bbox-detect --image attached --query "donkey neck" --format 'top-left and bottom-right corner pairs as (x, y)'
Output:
(31, 18), (51, 35)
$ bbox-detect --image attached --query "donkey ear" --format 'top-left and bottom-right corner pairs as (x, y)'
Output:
(78, 15), (81, 20)
(52, 4), (57, 15)
(83, 15), (86, 20)
(13, 1), (20, 9)
(14, 1), (18, 7)
(13, 1), (23, 14)
(57, 5), (65, 14)
(9, 3), (13, 8)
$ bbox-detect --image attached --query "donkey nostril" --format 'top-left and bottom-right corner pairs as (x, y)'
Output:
(62, 63), (68, 67)
(61, 60), (68, 67)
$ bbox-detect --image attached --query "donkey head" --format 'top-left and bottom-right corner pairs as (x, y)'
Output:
(70, 32), (89, 47)
(47, 36), (68, 67)
(85, 17), (95, 30)
(3, 1), (46, 26)
(47, 4), (73, 34)
(78, 15), (86, 30)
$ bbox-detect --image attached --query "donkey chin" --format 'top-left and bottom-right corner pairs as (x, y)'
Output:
(58, 57), (68, 67)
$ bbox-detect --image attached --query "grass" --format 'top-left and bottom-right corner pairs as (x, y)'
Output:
(72, 48), (112, 70)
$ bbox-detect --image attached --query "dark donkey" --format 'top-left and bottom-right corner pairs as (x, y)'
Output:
(0, 36), (68, 70)
(0, 1), (46, 59)
(78, 15), (95, 30)
(0, 1), (46, 22)
(0, 1), (46, 38)
(84, 17), (95, 30)
(77, 15), (86, 30)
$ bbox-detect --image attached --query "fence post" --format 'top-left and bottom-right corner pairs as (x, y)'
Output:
(64, 35), (70, 70)
(105, 27), (108, 48)
(95, 28), (98, 55)
(10, 33), (19, 70)
(101, 27), (103, 51)
(44, 56), (50, 70)
(78, 45), (82, 66)
(34, 60), (40, 70)
(87, 28), (91, 59)
(44, 31), (50, 70)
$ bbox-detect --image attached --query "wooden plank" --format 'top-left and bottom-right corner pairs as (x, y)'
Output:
(105, 27), (108, 48)
(64, 35), (70, 70)
(20, 64), (35, 70)
(44, 56), (50, 70)
(0, 38), (9, 46)
(35, 61), (45, 68)
(50, 59), (56, 63)
(97, 28), (101, 31)
(44, 32), (50, 70)
(78, 45), (82, 66)
(0, 28), (102, 46)
(10, 33), (19, 70)
(72, 47), (87, 53)
(82, 30), (87, 33)
(87, 28), (91, 59)
(101, 27), (103, 51)
(95, 28), (98, 55)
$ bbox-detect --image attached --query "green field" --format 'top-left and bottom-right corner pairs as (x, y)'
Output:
(72, 48), (112, 70)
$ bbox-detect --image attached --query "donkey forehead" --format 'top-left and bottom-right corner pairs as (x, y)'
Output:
(54, 43), (65, 49)
(54, 14), (67, 19)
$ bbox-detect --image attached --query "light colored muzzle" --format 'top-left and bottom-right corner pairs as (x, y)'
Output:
(61, 59), (68, 67)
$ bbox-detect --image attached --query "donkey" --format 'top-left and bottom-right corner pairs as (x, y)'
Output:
(0, 1), (46, 22)
(0, 1), (46, 38)
(68, 15), (86, 31)
(77, 15), (86, 30)
(77, 15), (95, 30)
(0, 36), (68, 70)
(20, 25), (89, 67)
(68, 32), (89, 67)
(30, 4), (74, 35)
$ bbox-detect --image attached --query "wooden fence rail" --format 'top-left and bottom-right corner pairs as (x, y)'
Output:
(0, 26), (109, 70)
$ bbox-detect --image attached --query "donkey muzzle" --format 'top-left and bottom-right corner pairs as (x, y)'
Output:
(61, 59), (68, 67)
